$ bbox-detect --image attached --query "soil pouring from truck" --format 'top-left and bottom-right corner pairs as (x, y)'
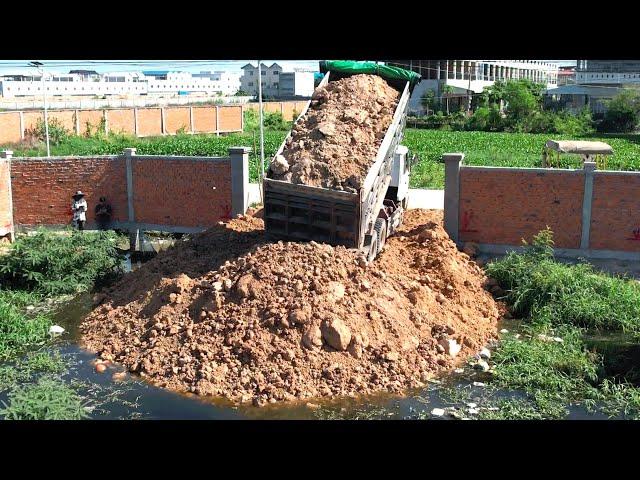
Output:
(263, 61), (421, 263)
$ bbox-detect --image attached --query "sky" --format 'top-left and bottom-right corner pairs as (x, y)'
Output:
(0, 60), (576, 75)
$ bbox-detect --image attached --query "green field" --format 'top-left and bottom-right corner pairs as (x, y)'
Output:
(404, 130), (640, 189)
(5, 129), (640, 189)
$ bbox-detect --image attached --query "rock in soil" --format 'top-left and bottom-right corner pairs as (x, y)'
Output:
(80, 208), (503, 405)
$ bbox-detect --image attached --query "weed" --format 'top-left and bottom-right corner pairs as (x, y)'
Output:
(486, 230), (640, 334)
(0, 377), (89, 420)
(0, 299), (51, 361)
(0, 229), (124, 295)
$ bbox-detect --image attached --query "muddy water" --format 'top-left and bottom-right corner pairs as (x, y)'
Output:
(31, 295), (615, 420)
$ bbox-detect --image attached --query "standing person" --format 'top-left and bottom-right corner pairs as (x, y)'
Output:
(71, 191), (87, 231)
(94, 196), (113, 231)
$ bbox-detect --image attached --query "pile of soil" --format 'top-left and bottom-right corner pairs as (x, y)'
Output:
(80, 209), (503, 406)
(268, 74), (400, 193)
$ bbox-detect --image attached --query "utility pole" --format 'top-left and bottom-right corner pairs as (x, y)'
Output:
(29, 61), (50, 157)
(467, 62), (472, 115)
(257, 60), (265, 203)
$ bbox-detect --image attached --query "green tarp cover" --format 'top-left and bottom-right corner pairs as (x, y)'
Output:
(319, 60), (421, 88)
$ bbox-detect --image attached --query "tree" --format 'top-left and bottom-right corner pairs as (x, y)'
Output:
(601, 90), (640, 132)
(420, 90), (437, 114)
(441, 84), (454, 115)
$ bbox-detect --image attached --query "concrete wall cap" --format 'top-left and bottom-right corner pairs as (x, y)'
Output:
(228, 146), (252, 154)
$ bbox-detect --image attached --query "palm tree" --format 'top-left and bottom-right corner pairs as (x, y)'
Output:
(441, 84), (454, 115)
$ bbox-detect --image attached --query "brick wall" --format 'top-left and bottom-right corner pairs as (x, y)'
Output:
(2, 147), (250, 233)
(444, 154), (640, 255)
(0, 105), (243, 144)
(10, 156), (127, 226)
(458, 168), (584, 249)
(133, 157), (232, 227)
(243, 101), (308, 121)
(590, 172), (640, 251)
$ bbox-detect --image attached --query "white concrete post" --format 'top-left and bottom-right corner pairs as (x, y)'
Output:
(133, 108), (139, 137)
(16, 111), (24, 141)
(443, 153), (464, 244)
(161, 107), (166, 135)
(189, 106), (194, 134)
(216, 105), (220, 136)
(229, 147), (251, 215)
(1, 150), (15, 242)
(580, 161), (597, 250)
(123, 147), (138, 251)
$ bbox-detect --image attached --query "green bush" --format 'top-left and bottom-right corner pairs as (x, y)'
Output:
(0, 377), (89, 420)
(0, 229), (124, 296)
(600, 90), (640, 133)
(0, 295), (51, 361)
(25, 117), (70, 145)
(486, 228), (640, 334)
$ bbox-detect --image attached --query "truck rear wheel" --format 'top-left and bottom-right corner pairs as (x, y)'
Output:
(367, 235), (378, 263)
(374, 218), (387, 255)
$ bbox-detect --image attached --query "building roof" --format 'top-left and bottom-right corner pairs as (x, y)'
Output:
(544, 84), (623, 97)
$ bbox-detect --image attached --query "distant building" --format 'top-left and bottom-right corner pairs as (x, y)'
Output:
(385, 60), (559, 114)
(278, 72), (315, 99)
(0, 69), (242, 99)
(240, 63), (282, 98)
(575, 60), (640, 86)
(544, 60), (640, 114)
(557, 66), (576, 86)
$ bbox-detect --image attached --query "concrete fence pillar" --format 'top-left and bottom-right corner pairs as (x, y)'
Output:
(123, 147), (138, 251)
(133, 108), (139, 137)
(580, 161), (597, 250)
(229, 147), (251, 216)
(443, 153), (464, 244)
(216, 106), (220, 136)
(0, 150), (15, 242)
(19, 111), (25, 140)
(161, 107), (166, 135)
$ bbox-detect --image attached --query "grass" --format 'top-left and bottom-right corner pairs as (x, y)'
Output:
(0, 377), (89, 420)
(482, 229), (640, 419)
(485, 229), (640, 335)
(0, 297), (52, 361)
(405, 129), (640, 188)
(0, 229), (125, 296)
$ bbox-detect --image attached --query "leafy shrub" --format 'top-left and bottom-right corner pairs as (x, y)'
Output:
(600, 90), (640, 133)
(486, 229), (640, 334)
(465, 106), (503, 131)
(0, 230), (124, 295)
(25, 117), (70, 145)
(0, 295), (51, 361)
(0, 377), (89, 420)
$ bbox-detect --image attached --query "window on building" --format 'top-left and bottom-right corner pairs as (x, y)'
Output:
(261, 71), (266, 76)
(248, 82), (253, 87)
(273, 71), (279, 75)
(249, 71), (254, 76)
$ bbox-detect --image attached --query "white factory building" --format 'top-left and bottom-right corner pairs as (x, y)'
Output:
(0, 70), (241, 98)
(385, 60), (559, 114)
(240, 63), (315, 99)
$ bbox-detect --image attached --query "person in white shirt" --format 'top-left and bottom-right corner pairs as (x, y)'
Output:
(71, 191), (88, 231)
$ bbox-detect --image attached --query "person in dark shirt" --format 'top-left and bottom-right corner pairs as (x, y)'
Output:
(95, 196), (113, 231)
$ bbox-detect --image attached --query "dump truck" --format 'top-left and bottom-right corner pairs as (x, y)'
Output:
(263, 61), (421, 262)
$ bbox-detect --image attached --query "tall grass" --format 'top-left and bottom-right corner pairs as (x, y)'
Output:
(0, 377), (89, 420)
(486, 228), (640, 334)
(0, 299), (51, 361)
(0, 229), (125, 296)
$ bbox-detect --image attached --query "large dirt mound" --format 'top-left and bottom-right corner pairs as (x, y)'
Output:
(80, 209), (502, 406)
(268, 74), (400, 193)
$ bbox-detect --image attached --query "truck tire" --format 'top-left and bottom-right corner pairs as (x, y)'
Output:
(367, 235), (378, 263)
(374, 218), (387, 255)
